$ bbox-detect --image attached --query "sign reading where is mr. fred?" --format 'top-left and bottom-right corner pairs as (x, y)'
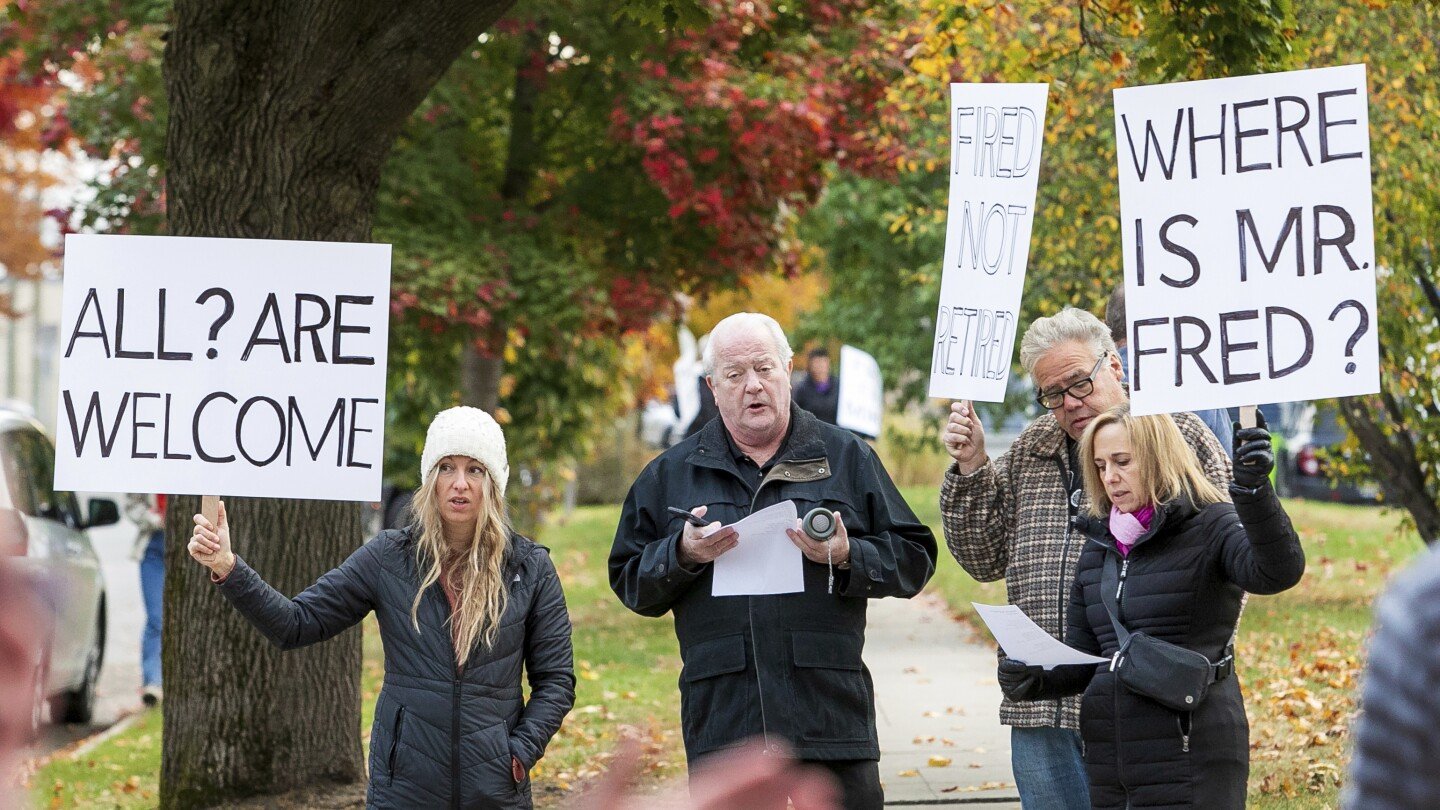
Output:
(55, 234), (392, 501)
(1115, 64), (1379, 416)
(929, 82), (1049, 403)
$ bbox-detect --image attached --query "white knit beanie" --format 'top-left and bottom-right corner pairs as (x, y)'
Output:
(420, 406), (509, 496)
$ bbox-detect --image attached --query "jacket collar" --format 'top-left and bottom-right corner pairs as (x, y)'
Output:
(686, 403), (828, 473)
(1026, 412), (1069, 460)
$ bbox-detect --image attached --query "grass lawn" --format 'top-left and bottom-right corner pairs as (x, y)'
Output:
(31, 487), (1425, 808)
(907, 483), (1426, 808)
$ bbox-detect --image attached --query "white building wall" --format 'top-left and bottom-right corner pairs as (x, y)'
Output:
(1, 276), (64, 435)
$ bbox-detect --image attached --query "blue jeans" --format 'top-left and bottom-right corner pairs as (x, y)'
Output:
(1011, 726), (1088, 809)
(140, 531), (165, 688)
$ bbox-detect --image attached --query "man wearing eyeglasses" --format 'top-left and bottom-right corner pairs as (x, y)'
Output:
(938, 306), (1231, 810)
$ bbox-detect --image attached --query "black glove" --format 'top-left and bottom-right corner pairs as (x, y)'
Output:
(1231, 409), (1274, 491)
(997, 658), (1046, 702)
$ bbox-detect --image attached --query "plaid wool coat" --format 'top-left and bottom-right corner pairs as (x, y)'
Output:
(939, 411), (1232, 730)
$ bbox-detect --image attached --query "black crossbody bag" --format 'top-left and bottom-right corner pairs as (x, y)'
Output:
(1100, 554), (1233, 712)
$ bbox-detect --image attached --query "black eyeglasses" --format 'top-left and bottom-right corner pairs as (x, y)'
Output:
(1035, 352), (1108, 410)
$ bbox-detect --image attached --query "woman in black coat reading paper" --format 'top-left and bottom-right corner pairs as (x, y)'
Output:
(997, 405), (1305, 808)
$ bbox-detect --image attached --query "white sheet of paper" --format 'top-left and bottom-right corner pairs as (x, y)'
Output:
(971, 602), (1108, 670)
(711, 500), (803, 597)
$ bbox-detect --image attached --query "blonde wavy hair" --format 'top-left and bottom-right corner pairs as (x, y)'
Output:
(408, 461), (511, 667)
(1080, 405), (1226, 517)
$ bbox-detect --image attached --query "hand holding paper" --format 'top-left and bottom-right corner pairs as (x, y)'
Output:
(677, 505), (738, 566)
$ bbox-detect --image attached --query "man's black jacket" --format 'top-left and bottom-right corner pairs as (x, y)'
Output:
(609, 405), (937, 761)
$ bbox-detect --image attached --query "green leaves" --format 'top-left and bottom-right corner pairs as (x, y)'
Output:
(612, 0), (709, 30)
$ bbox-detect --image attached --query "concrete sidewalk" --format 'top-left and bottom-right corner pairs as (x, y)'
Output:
(865, 593), (1020, 807)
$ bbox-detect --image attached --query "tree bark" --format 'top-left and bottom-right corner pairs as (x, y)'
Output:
(1339, 394), (1440, 546)
(160, 0), (516, 805)
(458, 28), (546, 413)
(460, 343), (503, 412)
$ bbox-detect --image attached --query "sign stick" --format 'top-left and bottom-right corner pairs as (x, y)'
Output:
(201, 495), (219, 529)
(1238, 405), (1258, 429)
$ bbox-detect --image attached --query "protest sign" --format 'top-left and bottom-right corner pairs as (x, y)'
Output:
(54, 234), (392, 501)
(929, 82), (1049, 402)
(837, 344), (882, 438)
(1114, 64), (1379, 415)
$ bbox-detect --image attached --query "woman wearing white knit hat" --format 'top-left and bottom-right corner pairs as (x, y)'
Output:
(187, 406), (575, 809)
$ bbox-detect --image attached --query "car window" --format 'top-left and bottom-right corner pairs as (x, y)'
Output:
(15, 430), (62, 522)
(0, 430), (37, 515)
(27, 432), (81, 527)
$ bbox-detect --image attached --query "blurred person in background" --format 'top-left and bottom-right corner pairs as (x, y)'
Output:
(0, 559), (44, 807)
(124, 493), (166, 706)
(793, 347), (839, 426)
(1345, 544), (1440, 808)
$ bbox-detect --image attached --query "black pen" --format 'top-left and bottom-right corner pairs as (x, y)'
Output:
(667, 506), (709, 527)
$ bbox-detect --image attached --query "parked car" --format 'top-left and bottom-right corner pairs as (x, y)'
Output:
(1253, 402), (1379, 504)
(0, 408), (119, 733)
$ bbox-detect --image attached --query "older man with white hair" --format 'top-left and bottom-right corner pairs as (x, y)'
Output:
(940, 306), (1232, 809)
(611, 312), (937, 809)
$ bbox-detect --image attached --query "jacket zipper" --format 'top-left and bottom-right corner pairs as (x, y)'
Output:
(438, 581), (465, 810)
(1115, 553), (1132, 807)
(1116, 558), (1129, 605)
(451, 667), (462, 810)
(742, 455), (826, 754)
(388, 706), (405, 786)
(1054, 456), (1077, 728)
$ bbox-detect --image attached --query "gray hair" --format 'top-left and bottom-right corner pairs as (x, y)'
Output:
(1019, 306), (1117, 376)
(702, 312), (794, 376)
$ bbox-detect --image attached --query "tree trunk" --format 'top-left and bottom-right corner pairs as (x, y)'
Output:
(1338, 395), (1440, 545)
(162, 497), (364, 807)
(460, 343), (504, 411)
(160, 1), (516, 805)
(458, 28), (545, 414)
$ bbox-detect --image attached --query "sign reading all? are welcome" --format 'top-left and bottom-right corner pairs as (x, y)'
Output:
(54, 234), (392, 501)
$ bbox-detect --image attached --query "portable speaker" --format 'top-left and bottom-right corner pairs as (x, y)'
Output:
(802, 507), (837, 541)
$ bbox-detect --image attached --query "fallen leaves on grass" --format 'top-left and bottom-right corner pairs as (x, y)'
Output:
(1242, 624), (1364, 796)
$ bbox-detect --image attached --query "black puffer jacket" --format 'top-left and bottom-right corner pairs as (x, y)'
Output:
(1042, 487), (1305, 808)
(216, 529), (576, 810)
(610, 405), (937, 761)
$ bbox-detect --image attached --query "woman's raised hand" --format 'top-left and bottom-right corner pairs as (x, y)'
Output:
(189, 500), (236, 578)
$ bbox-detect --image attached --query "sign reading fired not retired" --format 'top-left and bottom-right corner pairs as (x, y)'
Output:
(54, 234), (392, 501)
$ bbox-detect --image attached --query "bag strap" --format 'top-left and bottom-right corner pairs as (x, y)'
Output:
(1100, 550), (1234, 683)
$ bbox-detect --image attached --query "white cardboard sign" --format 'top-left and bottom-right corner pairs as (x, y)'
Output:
(929, 82), (1049, 402)
(836, 344), (882, 438)
(54, 234), (392, 501)
(1115, 64), (1379, 416)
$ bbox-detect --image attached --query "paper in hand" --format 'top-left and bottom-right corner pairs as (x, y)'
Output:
(971, 602), (1108, 670)
(711, 501), (803, 597)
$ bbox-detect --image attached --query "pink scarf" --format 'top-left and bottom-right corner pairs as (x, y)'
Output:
(1110, 503), (1155, 557)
